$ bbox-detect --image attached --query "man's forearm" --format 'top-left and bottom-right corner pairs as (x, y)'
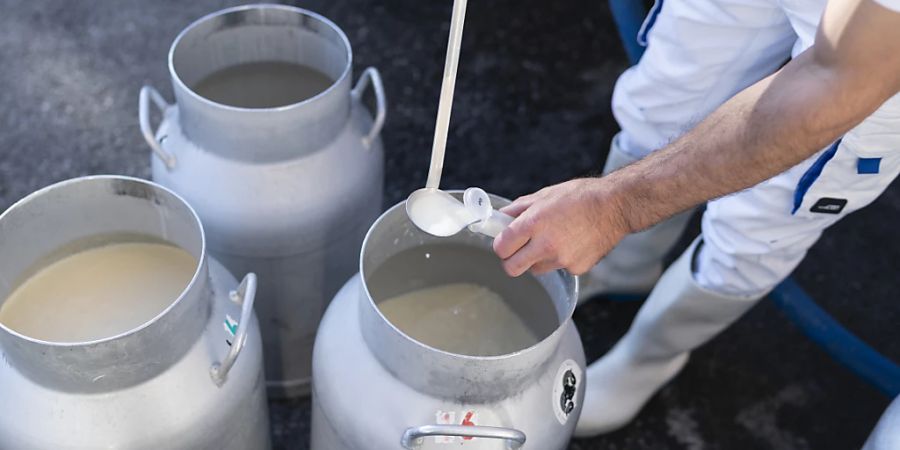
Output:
(605, 50), (889, 234)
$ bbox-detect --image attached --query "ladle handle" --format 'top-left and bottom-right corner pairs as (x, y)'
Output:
(139, 85), (177, 170)
(210, 273), (257, 387)
(425, 0), (469, 189)
(469, 210), (515, 238)
(401, 424), (526, 449)
(351, 67), (387, 149)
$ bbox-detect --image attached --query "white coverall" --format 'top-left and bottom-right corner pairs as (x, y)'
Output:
(610, 0), (900, 444)
(617, 0), (900, 297)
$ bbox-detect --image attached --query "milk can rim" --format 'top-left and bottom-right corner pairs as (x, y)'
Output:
(0, 175), (208, 348)
(358, 191), (580, 362)
(167, 4), (354, 113)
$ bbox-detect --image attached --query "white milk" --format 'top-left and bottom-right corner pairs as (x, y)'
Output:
(377, 282), (540, 356)
(192, 61), (333, 109)
(0, 242), (197, 343)
(406, 190), (476, 237)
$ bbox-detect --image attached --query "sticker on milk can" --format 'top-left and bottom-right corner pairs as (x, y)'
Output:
(223, 315), (238, 336)
(434, 411), (456, 444)
(552, 359), (581, 425)
(223, 314), (239, 346)
(434, 410), (479, 444)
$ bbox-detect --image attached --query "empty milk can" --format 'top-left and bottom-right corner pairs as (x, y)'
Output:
(0, 176), (270, 449)
(140, 4), (386, 398)
(311, 193), (586, 449)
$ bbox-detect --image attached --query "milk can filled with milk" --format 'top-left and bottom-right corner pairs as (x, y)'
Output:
(140, 4), (387, 398)
(313, 1), (583, 446)
(0, 176), (270, 449)
(311, 192), (586, 449)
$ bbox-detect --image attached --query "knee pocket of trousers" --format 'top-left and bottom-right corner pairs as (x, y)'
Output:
(793, 135), (900, 223)
(693, 238), (803, 297)
(697, 129), (900, 296)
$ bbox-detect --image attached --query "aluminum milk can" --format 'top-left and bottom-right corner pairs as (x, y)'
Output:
(140, 5), (386, 398)
(0, 176), (270, 449)
(311, 193), (586, 449)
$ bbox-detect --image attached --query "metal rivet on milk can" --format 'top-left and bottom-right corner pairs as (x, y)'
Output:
(139, 5), (386, 398)
(0, 176), (270, 450)
(311, 192), (586, 450)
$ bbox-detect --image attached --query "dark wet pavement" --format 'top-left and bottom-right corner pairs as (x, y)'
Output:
(0, 1), (896, 448)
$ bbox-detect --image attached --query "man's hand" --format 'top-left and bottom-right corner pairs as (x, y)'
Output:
(493, 178), (629, 277)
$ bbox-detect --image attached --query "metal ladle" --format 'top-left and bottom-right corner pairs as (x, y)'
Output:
(406, 187), (513, 238)
(405, 0), (512, 238)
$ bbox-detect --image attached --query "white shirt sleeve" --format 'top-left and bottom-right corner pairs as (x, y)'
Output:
(873, 0), (900, 12)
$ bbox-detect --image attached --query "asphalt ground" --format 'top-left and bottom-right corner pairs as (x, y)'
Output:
(0, 1), (896, 449)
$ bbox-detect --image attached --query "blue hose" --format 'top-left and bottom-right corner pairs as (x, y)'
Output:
(608, 0), (649, 65)
(769, 278), (900, 397)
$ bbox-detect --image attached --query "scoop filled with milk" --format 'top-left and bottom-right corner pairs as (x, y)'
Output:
(406, 187), (513, 238)
(404, 0), (513, 239)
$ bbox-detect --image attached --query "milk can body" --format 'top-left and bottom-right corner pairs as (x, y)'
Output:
(140, 5), (386, 398)
(0, 176), (270, 449)
(311, 193), (586, 449)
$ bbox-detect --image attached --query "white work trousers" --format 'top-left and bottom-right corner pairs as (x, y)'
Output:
(614, 0), (900, 297)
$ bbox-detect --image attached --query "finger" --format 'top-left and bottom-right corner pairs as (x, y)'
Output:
(492, 216), (533, 260)
(501, 239), (548, 277)
(530, 260), (561, 276)
(499, 195), (536, 217)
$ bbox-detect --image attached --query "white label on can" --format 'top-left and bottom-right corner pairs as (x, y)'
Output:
(433, 410), (479, 444)
(435, 411), (456, 444)
(552, 359), (582, 425)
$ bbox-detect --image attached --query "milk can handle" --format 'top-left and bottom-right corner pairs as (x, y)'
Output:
(351, 67), (387, 149)
(139, 85), (177, 170)
(210, 273), (257, 387)
(401, 425), (526, 449)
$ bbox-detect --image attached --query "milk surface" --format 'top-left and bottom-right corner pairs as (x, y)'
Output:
(0, 242), (197, 343)
(378, 282), (541, 356)
(366, 243), (560, 357)
(192, 61), (333, 108)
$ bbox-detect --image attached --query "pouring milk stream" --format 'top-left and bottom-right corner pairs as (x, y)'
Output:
(405, 0), (513, 238)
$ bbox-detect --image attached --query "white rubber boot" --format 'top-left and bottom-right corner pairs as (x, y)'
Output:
(574, 239), (764, 437)
(863, 395), (900, 450)
(579, 134), (695, 303)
